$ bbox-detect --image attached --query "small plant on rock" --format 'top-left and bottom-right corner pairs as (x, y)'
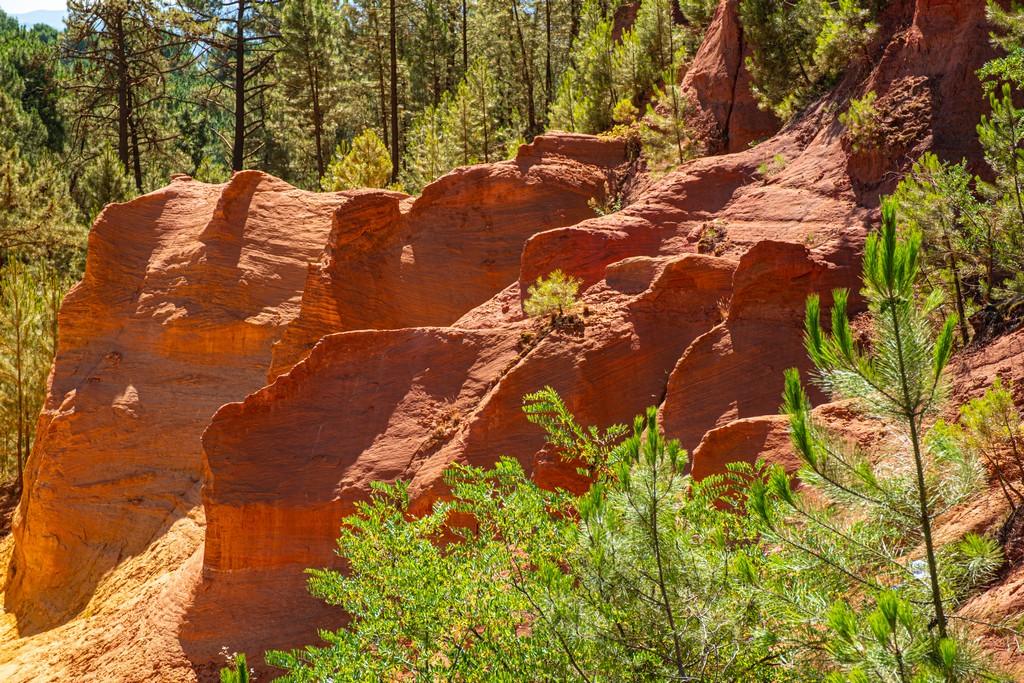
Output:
(219, 653), (249, 683)
(757, 153), (787, 179)
(949, 378), (1024, 512)
(589, 179), (625, 216)
(524, 269), (582, 318)
(840, 91), (882, 153)
(696, 219), (727, 255)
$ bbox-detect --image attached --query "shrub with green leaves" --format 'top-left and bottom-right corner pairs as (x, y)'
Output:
(839, 91), (881, 152)
(267, 461), (575, 681)
(219, 653), (249, 683)
(758, 152), (787, 179)
(892, 83), (1024, 339)
(324, 129), (392, 191)
(268, 389), (789, 682)
(948, 378), (1024, 511)
(523, 269), (581, 318)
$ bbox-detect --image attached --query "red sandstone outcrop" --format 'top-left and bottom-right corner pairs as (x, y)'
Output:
(681, 0), (782, 153)
(4, 171), (346, 633)
(194, 252), (737, 661)
(0, 0), (1019, 681)
(660, 240), (866, 456)
(688, 403), (888, 482)
(269, 133), (625, 378)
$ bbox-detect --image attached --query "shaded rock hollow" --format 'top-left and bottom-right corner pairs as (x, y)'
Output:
(0, 0), (1020, 680)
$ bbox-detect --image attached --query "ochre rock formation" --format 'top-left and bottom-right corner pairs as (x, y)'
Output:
(660, 240), (865, 455)
(688, 403), (889, 483)
(269, 133), (625, 378)
(681, 0), (782, 153)
(1, 0), (1021, 681)
(192, 252), (737, 662)
(4, 171), (346, 632)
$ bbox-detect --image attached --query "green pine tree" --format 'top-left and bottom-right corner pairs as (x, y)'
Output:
(325, 129), (393, 190)
(746, 197), (1004, 680)
(277, 0), (344, 186)
(0, 261), (67, 489)
(402, 102), (457, 193)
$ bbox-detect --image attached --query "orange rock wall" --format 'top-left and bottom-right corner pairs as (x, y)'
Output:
(681, 0), (782, 153)
(5, 172), (346, 632)
(269, 134), (625, 378)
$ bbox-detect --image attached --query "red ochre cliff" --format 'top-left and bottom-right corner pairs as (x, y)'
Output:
(0, 0), (1019, 680)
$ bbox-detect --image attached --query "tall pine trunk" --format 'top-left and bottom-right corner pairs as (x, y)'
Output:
(312, 71), (325, 185)
(545, 0), (552, 103)
(114, 11), (130, 178)
(509, 0), (536, 134)
(233, 0), (247, 171)
(389, 0), (400, 183)
(14, 292), (23, 493)
(128, 90), (143, 191)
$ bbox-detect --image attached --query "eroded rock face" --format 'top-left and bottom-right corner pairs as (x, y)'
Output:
(269, 133), (626, 379)
(4, 172), (347, 632)
(681, 0), (782, 153)
(688, 403), (888, 482)
(659, 240), (866, 454)
(191, 252), (737, 662)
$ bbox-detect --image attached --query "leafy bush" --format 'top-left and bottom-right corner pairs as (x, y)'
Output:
(324, 129), (392, 191)
(219, 653), (249, 683)
(612, 97), (638, 125)
(523, 269), (581, 318)
(268, 391), (787, 682)
(949, 378), (1024, 510)
(641, 71), (702, 173)
(588, 180), (623, 216)
(839, 90), (881, 152)
(757, 152), (787, 179)
(893, 82), (1024, 339)
(696, 219), (727, 254)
